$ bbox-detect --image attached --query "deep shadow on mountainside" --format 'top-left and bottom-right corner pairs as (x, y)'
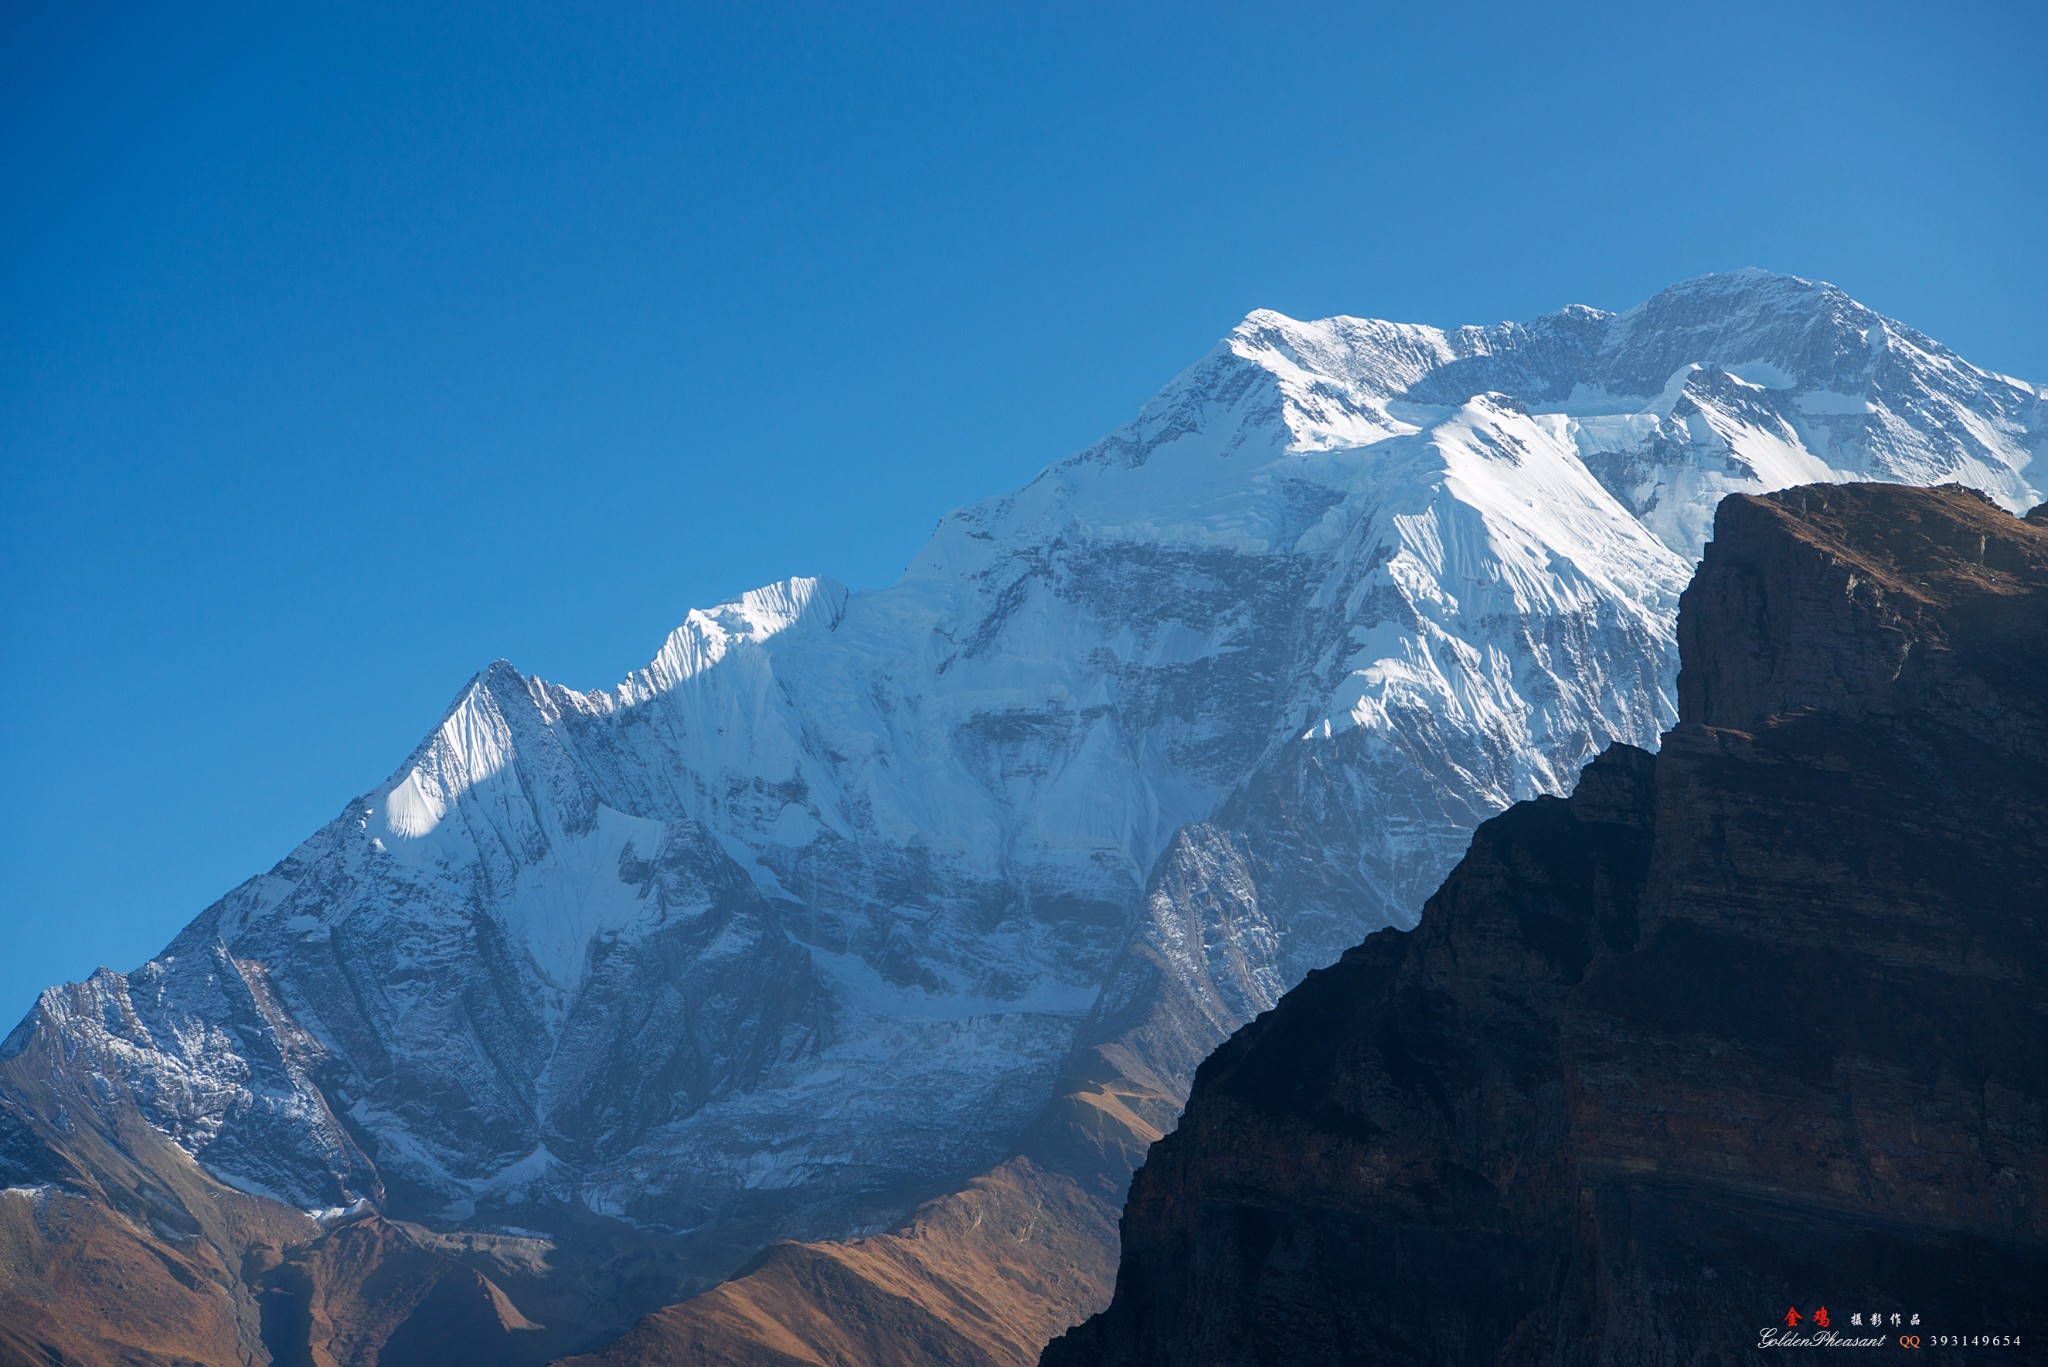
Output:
(4, 272), (2045, 1367)
(1045, 483), (2048, 1366)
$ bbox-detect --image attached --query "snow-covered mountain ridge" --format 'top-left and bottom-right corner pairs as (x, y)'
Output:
(3, 272), (2039, 1276)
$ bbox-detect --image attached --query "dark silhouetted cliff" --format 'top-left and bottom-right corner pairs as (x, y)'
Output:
(1046, 483), (2048, 1366)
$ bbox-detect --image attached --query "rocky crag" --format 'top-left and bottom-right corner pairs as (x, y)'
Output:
(2, 272), (2042, 1366)
(1046, 482), (2048, 1366)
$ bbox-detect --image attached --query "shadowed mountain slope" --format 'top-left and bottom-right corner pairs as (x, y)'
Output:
(1045, 483), (2048, 1366)
(3, 273), (2042, 1365)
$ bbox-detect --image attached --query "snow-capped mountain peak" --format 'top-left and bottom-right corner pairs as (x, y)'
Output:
(628, 575), (850, 700)
(4, 272), (2038, 1271)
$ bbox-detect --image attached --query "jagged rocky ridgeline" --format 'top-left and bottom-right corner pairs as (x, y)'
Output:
(1045, 483), (2048, 1366)
(1, 273), (2043, 1366)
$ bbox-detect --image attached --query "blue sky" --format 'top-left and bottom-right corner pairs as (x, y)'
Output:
(3, 0), (2043, 1023)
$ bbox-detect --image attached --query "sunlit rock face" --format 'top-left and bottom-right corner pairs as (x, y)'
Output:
(1, 272), (2040, 1363)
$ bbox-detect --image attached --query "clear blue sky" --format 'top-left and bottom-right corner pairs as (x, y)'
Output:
(4, 1), (2043, 1024)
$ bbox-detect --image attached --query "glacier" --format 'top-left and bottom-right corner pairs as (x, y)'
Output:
(3, 269), (2040, 1274)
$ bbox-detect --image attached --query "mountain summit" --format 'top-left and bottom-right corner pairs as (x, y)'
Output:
(2, 273), (2040, 1365)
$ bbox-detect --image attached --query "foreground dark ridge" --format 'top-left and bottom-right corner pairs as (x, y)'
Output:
(5, 270), (2043, 1366)
(1046, 483), (2048, 1366)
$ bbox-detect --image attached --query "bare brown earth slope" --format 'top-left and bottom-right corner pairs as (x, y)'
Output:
(0, 1031), (706, 1367)
(1046, 483), (2048, 1365)
(556, 1160), (1113, 1367)
(554, 850), (1249, 1367)
(0, 791), (1223, 1367)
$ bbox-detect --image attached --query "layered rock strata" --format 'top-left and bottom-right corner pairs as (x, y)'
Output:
(1047, 483), (2048, 1366)
(4, 269), (2043, 1365)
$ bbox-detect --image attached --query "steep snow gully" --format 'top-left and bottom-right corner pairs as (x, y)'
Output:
(4, 270), (2039, 1274)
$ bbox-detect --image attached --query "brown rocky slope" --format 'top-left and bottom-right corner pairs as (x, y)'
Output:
(1045, 483), (2048, 1365)
(0, 1046), (694, 1367)
(550, 831), (1241, 1367)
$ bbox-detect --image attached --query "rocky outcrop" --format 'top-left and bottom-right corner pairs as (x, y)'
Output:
(6, 269), (2044, 1367)
(1046, 484), (2048, 1366)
